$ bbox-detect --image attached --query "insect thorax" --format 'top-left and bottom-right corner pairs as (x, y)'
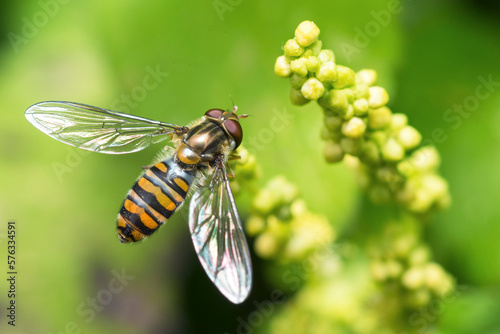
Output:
(176, 119), (232, 165)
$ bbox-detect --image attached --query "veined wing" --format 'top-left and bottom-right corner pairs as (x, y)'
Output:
(189, 163), (252, 304)
(25, 101), (187, 154)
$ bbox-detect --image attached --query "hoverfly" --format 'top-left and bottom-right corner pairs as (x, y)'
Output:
(25, 101), (252, 303)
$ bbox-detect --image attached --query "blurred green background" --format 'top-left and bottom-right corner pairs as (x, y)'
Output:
(1, 0), (500, 333)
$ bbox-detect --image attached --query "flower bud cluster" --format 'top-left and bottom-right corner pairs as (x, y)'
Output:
(227, 146), (261, 197)
(274, 20), (450, 215)
(246, 175), (335, 261)
(369, 218), (455, 309)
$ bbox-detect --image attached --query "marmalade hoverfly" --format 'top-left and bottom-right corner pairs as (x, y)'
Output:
(25, 101), (252, 303)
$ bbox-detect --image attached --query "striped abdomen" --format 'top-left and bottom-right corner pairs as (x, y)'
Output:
(117, 156), (197, 243)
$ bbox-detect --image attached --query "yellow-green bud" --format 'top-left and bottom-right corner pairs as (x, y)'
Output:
(284, 39), (304, 57)
(354, 83), (369, 99)
(301, 78), (325, 100)
(295, 20), (320, 47)
(368, 106), (392, 129)
(289, 73), (308, 89)
(324, 140), (344, 163)
(324, 114), (343, 131)
(409, 246), (430, 266)
(382, 138), (405, 162)
(421, 174), (448, 200)
(321, 89), (348, 113)
(386, 260), (403, 278)
(318, 49), (335, 63)
(306, 40), (322, 56)
(390, 113), (408, 130)
(316, 61), (337, 82)
(340, 137), (363, 155)
(290, 57), (308, 77)
(306, 56), (321, 72)
(252, 189), (275, 214)
(410, 146), (441, 173)
(274, 56), (291, 78)
(246, 216), (266, 236)
(368, 86), (389, 108)
(353, 98), (369, 116)
(402, 267), (425, 289)
(290, 88), (310, 105)
(371, 131), (387, 147)
(361, 140), (380, 164)
(341, 117), (366, 139)
(255, 232), (279, 258)
(343, 104), (354, 120)
(397, 125), (422, 150)
(356, 69), (377, 86)
(333, 65), (356, 89)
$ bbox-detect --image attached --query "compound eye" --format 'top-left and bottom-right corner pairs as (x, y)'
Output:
(205, 109), (224, 119)
(223, 119), (243, 149)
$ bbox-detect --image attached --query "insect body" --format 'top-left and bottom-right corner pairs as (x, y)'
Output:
(25, 101), (252, 303)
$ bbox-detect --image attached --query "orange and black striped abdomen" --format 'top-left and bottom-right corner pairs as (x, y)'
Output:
(117, 156), (197, 243)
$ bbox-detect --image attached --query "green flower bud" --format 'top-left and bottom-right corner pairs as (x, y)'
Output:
(421, 174), (449, 200)
(324, 140), (344, 163)
(407, 187), (434, 213)
(361, 140), (380, 164)
(382, 138), (405, 162)
(301, 78), (325, 100)
(255, 232), (279, 258)
(268, 176), (299, 204)
(354, 83), (370, 99)
(353, 98), (369, 116)
(386, 260), (403, 278)
(368, 86), (389, 108)
(289, 73), (308, 89)
(368, 106), (392, 129)
(408, 246), (430, 266)
(284, 38), (304, 57)
(316, 61), (337, 82)
(340, 137), (363, 156)
(343, 88), (356, 104)
(341, 117), (366, 139)
(320, 126), (334, 140)
(246, 216), (266, 236)
(356, 69), (377, 86)
(390, 113), (408, 131)
(295, 20), (320, 47)
(397, 125), (422, 150)
(332, 65), (356, 89)
(406, 289), (431, 308)
(324, 114), (343, 131)
(304, 57), (320, 73)
(290, 57), (308, 77)
(318, 49), (335, 63)
(424, 263), (446, 290)
(408, 146), (441, 173)
(320, 89), (348, 113)
(290, 88), (310, 105)
(252, 189), (276, 214)
(402, 266), (425, 290)
(306, 40), (322, 56)
(371, 131), (387, 147)
(343, 104), (354, 120)
(274, 55), (291, 78)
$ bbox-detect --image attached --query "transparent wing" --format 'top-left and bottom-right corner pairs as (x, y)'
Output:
(25, 101), (187, 154)
(189, 163), (252, 304)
